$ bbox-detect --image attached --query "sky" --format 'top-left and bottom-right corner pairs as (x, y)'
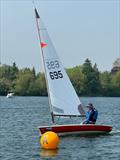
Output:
(0, 0), (120, 72)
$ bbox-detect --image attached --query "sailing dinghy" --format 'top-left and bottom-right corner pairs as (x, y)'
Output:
(34, 8), (112, 136)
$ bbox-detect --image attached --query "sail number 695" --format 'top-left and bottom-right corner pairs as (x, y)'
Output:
(49, 71), (63, 80)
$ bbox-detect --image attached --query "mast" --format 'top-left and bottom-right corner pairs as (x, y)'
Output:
(33, 7), (55, 123)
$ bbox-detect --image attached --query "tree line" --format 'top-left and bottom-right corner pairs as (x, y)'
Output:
(0, 59), (120, 96)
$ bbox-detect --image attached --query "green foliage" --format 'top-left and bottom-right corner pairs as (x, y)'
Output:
(0, 78), (12, 95)
(67, 66), (84, 95)
(27, 73), (47, 96)
(82, 59), (101, 96)
(0, 63), (18, 81)
(0, 60), (120, 96)
(13, 68), (47, 96)
(100, 71), (112, 96)
(15, 68), (35, 95)
(34, 73), (47, 96)
(0, 63), (18, 95)
(111, 70), (120, 96)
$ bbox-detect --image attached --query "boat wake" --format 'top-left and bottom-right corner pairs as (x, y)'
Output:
(111, 129), (120, 135)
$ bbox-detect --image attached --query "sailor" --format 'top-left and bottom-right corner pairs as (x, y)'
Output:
(84, 103), (98, 124)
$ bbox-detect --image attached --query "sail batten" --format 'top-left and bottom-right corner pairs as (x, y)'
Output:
(34, 8), (85, 118)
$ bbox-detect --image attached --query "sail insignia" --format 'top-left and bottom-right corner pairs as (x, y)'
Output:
(40, 42), (47, 48)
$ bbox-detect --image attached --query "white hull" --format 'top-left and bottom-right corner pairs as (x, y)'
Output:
(6, 93), (14, 98)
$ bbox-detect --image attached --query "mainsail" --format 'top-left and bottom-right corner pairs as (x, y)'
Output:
(34, 8), (85, 118)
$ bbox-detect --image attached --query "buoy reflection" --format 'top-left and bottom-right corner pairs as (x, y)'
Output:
(40, 149), (58, 157)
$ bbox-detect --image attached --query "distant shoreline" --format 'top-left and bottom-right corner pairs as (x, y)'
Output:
(0, 61), (120, 97)
(1, 95), (120, 98)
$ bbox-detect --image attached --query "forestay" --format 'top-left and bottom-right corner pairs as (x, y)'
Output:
(35, 8), (84, 117)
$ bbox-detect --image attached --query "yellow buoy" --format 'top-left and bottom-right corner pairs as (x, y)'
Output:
(40, 131), (59, 149)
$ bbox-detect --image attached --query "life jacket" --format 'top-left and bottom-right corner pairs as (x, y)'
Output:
(89, 108), (98, 122)
(93, 109), (98, 121)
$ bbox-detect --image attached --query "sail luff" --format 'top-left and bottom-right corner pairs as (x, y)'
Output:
(34, 8), (55, 123)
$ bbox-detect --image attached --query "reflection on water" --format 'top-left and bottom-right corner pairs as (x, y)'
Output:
(40, 149), (58, 157)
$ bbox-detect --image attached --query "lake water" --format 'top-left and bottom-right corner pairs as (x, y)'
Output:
(0, 97), (120, 160)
